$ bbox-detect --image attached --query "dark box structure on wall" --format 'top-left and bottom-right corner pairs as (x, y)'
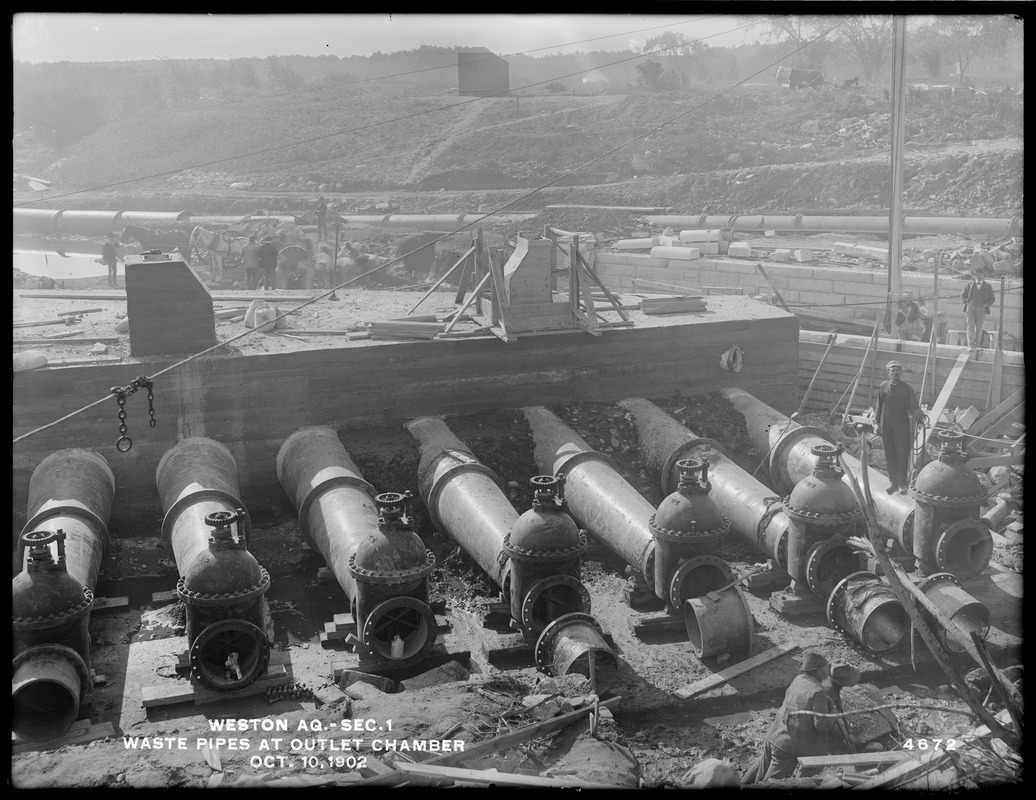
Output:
(124, 252), (216, 357)
(457, 52), (509, 96)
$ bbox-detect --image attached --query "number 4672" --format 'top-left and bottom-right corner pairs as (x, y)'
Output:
(903, 739), (958, 751)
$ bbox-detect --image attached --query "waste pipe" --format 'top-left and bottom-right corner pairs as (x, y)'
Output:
(156, 437), (271, 692)
(12, 208), (64, 235)
(407, 417), (618, 689)
(722, 388), (992, 580)
(12, 449), (114, 741)
(910, 572), (990, 656)
(276, 426), (437, 668)
(618, 397), (790, 572)
(827, 571), (910, 653)
(56, 210), (123, 236)
(523, 406), (656, 590)
(332, 213), (535, 231)
(640, 214), (1022, 239)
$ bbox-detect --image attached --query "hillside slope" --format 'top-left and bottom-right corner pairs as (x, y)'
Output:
(15, 85), (1022, 216)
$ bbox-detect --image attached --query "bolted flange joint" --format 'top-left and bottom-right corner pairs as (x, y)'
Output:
(502, 530), (588, 562)
(348, 549), (435, 585)
(176, 568), (270, 607)
(648, 512), (730, 543)
(13, 587), (94, 630)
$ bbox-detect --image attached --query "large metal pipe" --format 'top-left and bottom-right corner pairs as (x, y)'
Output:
(722, 388), (993, 580)
(618, 397), (790, 572)
(56, 210), (123, 236)
(407, 417), (617, 689)
(523, 406), (656, 590)
(156, 437), (271, 692)
(912, 573), (990, 655)
(12, 208), (64, 235)
(827, 571), (910, 654)
(12, 449), (114, 741)
(276, 426), (437, 667)
(640, 214), (1022, 239)
(331, 213), (536, 231)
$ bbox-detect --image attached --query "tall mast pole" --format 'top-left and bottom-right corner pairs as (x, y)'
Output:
(887, 16), (908, 307)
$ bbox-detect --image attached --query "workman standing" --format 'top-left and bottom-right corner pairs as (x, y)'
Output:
(241, 236), (262, 291)
(741, 650), (838, 784)
(875, 361), (922, 495)
(316, 196), (328, 241)
(101, 233), (122, 288)
(961, 271), (995, 350)
(258, 238), (279, 292)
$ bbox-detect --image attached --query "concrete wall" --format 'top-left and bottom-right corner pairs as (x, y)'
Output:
(594, 252), (1023, 348)
(12, 312), (798, 536)
(798, 330), (1025, 416)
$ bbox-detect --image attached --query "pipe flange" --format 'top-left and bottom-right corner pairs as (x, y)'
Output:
(649, 513), (731, 544)
(552, 450), (620, 482)
(782, 499), (862, 527)
(534, 611), (605, 674)
(12, 643), (92, 700)
(521, 575), (591, 633)
(805, 538), (859, 596)
(360, 596), (437, 669)
(659, 438), (729, 495)
(176, 568), (270, 607)
(13, 587), (94, 630)
(503, 530), (588, 562)
(826, 570), (877, 633)
(668, 554), (736, 610)
(348, 549), (435, 585)
(934, 520), (991, 580)
(296, 474), (378, 548)
(190, 618), (270, 692)
(757, 497), (789, 570)
(908, 484), (988, 508)
(915, 571), (963, 594)
(768, 427), (832, 494)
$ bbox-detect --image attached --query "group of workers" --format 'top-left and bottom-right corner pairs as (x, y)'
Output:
(895, 271), (996, 350)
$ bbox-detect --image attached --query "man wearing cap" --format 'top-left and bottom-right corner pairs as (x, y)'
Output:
(961, 272), (995, 350)
(875, 361), (921, 495)
(741, 650), (838, 784)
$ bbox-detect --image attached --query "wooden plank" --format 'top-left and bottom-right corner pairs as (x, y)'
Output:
(968, 389), (1024, 436)
(965, 453), (1025, 470)
(673, 644), (800, 700)
(423, 697), (622, 768)
(91, 595), (129, 614)
(42, 356), (124, 367)
(927, 352), (972, 431)
(14, 338), (122, 346)
(797, 750), (914, 775)
(985, 348), (1004, 409)
(141, 664), (289, 708)
(394, 762), (617, 789)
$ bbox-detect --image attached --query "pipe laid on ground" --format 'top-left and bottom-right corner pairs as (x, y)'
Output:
(156, 437), (270, 692)
(640, 214), (1022, 239)
(618, 397), (790, 571)
(911, 572), (990, 655)
(12, 449), (114, 741)
(329, 213), (536, 232)
(721, 388), (993, 580)
(523, 405), (656, 590)
(407, 417), (617, 689)
(277, 426), (437, 667)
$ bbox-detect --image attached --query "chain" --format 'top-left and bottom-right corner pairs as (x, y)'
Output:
(109, 376), (157, 452)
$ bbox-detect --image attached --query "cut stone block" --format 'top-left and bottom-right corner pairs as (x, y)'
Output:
(398, 659), (469, 691)
(794, 250), (813, 262)
(657, 235), (681, 248)
(727, 242), (753, 258)
(614, 237), (659, 250)
(651, 246), (701, 261)
(678, 228), (721, 243)
(771, 249), (792, 263)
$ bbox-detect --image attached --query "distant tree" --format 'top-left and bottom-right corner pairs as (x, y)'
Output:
(264, 56), (303, 89)
(644, 31), (693, 57)
(739, 15), (830, 69)
(917, 41), (943, 79)
(635, 60), (681, 91)
(914, 15), (1006, 85)
(229, 58), (260, 88)
(829, 15), (893, 82)
(544, 81), (568, 94)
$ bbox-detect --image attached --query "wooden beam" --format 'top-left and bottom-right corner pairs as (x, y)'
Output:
(927, 352), (972, 430)
(985, 348), (1004, 410)
(394, 762), (617, 788)
(442, 272), (492, 336)
(422, 697), (621, 768)
(14, 337), (121, 346)
(574, 247), (629, 322)
(673, 644), (800, 700)
(797, 750), (914, 775)
(968, 389), (1023, 436)
(408, 245), (473, 315)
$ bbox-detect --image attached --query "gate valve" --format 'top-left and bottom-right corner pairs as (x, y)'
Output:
(676, 458), (712, 495)
(530, 475), (564, 510)
(23, 529), (68, 572)
(811, 444), (844, 477)
(375, 491), (411, 527)
(204, 509), (247, 550)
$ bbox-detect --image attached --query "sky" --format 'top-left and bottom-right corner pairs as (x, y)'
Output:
(11, 13), (763, 63)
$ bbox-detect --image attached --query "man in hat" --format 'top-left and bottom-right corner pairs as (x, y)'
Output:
(741, 650), (838, 784)
(874, 361), (921, 495)
(258, 237), (279, 291)
(822, 661), (861, 752)
(101, 232), (122, 288)
(316, 196), (328, 241)
(961, 271), (995, 350)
